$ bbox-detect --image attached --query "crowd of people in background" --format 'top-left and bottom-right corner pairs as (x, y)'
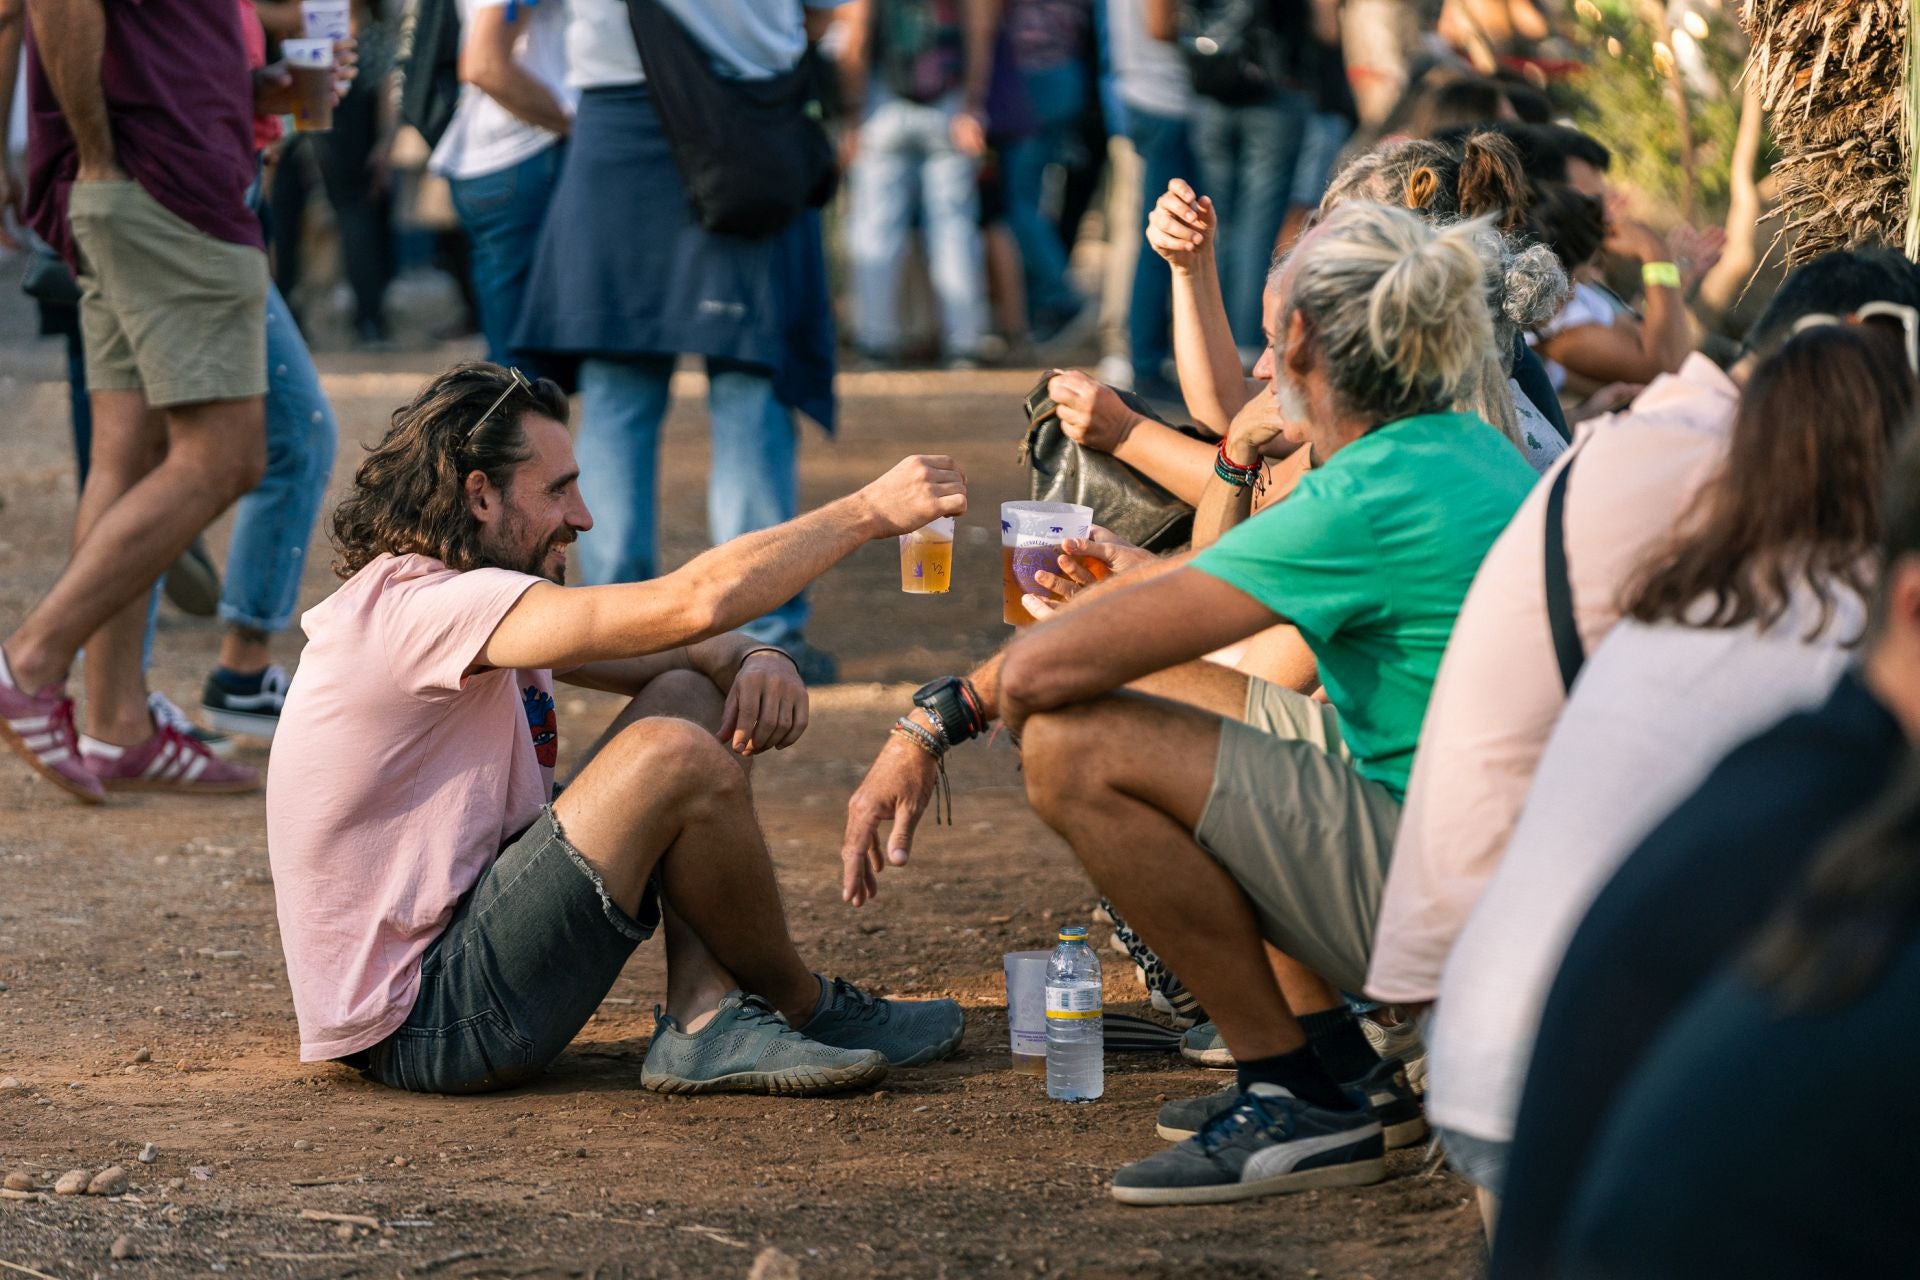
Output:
(8, 0), (1920, 1271)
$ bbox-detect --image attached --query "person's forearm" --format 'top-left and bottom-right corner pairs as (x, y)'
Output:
(28, 0), (116, 174)
(1109, 420), (1217, 506)
(684, 632), (770, 691)
(1639, 281), (1694, 374)
(0, 6), (24, 145)
(960, 0), (997, 111)
(1144, 0), (1178, 40)
(469, 61), (571, 134)
(834, 0), (871, 114)
(1192, 460), (1258, 549)
(252, 0), (303, 37)
(1170, 261), (1248, 435)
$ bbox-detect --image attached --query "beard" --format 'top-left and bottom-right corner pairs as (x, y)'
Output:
(1273, 368), (1312, 430)
(485, 508), (573, 584)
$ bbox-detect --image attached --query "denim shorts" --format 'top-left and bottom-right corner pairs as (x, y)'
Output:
(345, 807), (660, 1094)
(1436, 1125), (1510, 1195)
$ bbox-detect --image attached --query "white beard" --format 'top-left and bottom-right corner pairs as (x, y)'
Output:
(1274, 369), (1312, 428)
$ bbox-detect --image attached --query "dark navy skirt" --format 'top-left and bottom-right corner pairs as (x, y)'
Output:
(513, 83), (837, 431)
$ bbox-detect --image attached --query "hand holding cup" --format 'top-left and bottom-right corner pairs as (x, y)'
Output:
(858, 455), (967, 538)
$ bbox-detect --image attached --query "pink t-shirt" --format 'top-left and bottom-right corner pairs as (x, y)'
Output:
(267, 554), (554, 1060)
(1365, 355), (1739, 1004)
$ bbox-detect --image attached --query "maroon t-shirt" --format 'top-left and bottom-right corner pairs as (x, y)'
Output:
(24, 0), (262, 271)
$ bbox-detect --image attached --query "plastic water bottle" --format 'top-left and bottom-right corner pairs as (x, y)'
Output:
(1046, 925), (1104, 1101)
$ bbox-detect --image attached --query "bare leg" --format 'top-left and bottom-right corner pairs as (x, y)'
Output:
(217, 626), (274, 675)
(1021, 694), (1309, 1060)
(555, 668), (816, 1025)
(7, 395), (265, 694)
(1131, 659), (1250, 719)
(73, 401), (166, 744)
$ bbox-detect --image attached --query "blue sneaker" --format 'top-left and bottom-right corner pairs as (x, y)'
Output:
(800, 976), (965, 1067)
(1157, 1058), (1427, 1149)
(1112, 1085), (1384, 1206)
(640, 992), (888, 1096)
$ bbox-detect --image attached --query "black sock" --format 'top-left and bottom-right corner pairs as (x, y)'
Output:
(1298, 1006), (1381, 1083)
(1236, 1044), (1357, 1112)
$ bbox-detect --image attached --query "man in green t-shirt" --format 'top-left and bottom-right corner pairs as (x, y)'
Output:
(842, 204), (1537, 1204)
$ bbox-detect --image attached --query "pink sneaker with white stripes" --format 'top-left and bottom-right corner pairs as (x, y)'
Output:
(0, 647), (104, 804)
(80, 722), (260, 794)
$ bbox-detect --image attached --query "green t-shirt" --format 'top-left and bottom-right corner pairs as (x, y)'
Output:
(1192, 412), (1537, 798)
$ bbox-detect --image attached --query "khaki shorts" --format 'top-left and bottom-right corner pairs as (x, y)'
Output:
(68, 180), (267, 408)
(1192, 678), (1401, 994)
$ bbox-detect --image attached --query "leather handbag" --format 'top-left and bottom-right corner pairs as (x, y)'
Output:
(621, 0), (838, 240)
(1019, 371), (1210, 553)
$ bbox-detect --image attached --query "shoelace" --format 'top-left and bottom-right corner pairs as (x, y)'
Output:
(1196, 1091), (1284, 1155)
(48, 695), (80, 753)
(148, 693), (197, 737)
(653, 994), (792, 1036)
(828, 978), (887, 1023)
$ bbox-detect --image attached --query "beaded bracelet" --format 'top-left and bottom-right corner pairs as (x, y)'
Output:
(1214, 438), (1262, 489)
(890, 716), (953, 825)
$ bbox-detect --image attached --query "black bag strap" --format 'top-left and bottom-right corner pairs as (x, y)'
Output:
(1543, 448), (1585, 693)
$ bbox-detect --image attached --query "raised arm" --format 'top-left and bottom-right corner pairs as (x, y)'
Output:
(483, 455), (965, 671)
(1147, 179), (1250, 434)
(27, 0), (122, 181)
(461, 4), (572, 135)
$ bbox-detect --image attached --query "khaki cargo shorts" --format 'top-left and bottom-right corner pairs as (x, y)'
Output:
(68, 179), (267, 408)
(1192, 678), (1401, 994)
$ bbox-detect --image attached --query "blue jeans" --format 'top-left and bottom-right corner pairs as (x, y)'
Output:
(1190, 91), (1312, 356)
(847, 89), (987, 359)
(1004, 60), (1089, 319)
(1290, 111), (1352, 209)
(1124, 107), (1194, 386)
(574, 356), (806, 644)
(220, 282), (339, 634)
(449, 143), (566, 367)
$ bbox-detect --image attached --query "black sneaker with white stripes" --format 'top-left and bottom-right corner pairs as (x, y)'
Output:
(1112, 1084), (1384, 1206)
(200, 663), (290, 739)
(1156, 1056), (1427, 1149)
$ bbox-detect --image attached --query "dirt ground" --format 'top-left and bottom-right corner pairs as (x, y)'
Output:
(0, 339), (1483, 1278)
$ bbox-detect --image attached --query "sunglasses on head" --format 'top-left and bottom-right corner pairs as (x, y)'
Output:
(464, 366), (533, 449)
(1790, 301), (1920, 375)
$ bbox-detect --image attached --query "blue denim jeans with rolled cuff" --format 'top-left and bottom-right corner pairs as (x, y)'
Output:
(449, 143), (567, 369)
(1189, 89), (1313, 358)
(573, 354), (807, 645)
(347, 807), (661, 1095)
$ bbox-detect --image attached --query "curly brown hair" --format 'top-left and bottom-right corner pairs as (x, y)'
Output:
(330, 362), (569, 578)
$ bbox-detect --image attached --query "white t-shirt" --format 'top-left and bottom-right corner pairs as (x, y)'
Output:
(1107, 0), (1191, 120)
(430, 0), (578, 180)
(1526, 281), (1623, 393)
(1424, 582), (1865, 1144)
(567, 0), (845, 90)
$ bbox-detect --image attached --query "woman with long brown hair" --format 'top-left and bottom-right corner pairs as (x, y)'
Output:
(1425, 320), (1918, 1202)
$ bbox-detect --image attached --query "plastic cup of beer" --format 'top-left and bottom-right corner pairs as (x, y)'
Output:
(899, 516), (955, 594)
(1003, 951), (1049, 1078)
(300, 0), (351, 39)
(282, 38), (336, 133)
(1000, 501), (1091, 625)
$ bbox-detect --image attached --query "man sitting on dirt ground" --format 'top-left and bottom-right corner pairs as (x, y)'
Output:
(843, 205), (1535, 1204)
(267, 363), (968, 1096)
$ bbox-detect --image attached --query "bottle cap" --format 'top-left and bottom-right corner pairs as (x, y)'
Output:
(1057, 925), (1088, 942)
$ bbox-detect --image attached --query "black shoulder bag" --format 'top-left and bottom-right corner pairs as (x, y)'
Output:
(1543, 449), (1586, 691)
(621, 0), (838, 239)
(1019, 371), (1212, 553)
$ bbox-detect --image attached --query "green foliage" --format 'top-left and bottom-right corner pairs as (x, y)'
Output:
(1560, 0), (1758, 226)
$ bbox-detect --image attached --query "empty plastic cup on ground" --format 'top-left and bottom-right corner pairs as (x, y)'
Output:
(282, 38), (336, 132)
(1003, 950), (1050, 1077)
(1000, 502), (1092, 625)
(899, 516), (955, 594)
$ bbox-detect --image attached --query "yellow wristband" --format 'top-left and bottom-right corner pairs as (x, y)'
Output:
(1642, 261), (1682, 289)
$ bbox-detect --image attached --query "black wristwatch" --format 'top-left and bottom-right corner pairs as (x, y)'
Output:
(912, 676), (978, 749)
